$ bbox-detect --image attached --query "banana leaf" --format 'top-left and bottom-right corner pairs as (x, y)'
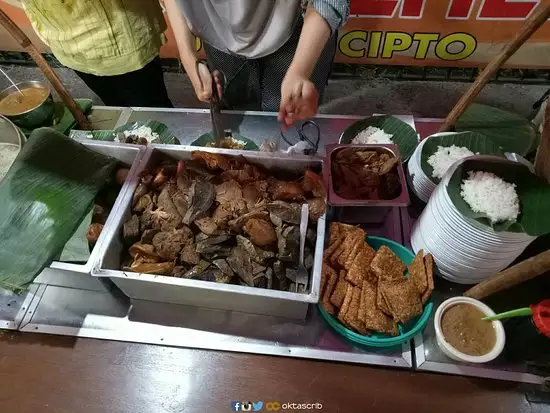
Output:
(58, 207), (93, 263)
(0, 128), (116, 291)
(446, 158), (550, 235)
(455, 104), (538, 156)
(421, 131), (505, 184)
(74, 120), (179, 144)
(191, 132), (259, 150)
(339, 115), (419, 161)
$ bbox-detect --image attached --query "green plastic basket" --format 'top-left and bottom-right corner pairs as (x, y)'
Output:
(318, 236), (433, 348)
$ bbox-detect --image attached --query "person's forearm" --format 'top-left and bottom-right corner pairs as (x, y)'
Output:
(288, 5), (331, 78)
(164, 0), (199, 80)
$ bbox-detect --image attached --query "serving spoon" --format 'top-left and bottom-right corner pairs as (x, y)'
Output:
(0, 67), (24, 102)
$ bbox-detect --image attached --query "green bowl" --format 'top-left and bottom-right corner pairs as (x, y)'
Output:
(191, 132), (259, 150)
(318, 235), (433, 348)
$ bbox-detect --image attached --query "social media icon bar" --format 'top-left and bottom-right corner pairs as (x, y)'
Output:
(265, 402), (281, 411)
(232, 400), (265, 411)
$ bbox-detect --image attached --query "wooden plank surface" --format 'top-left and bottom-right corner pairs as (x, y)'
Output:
(0, 332), (531, 413)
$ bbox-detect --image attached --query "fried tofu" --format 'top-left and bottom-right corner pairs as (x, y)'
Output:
(370, 245), (406, 280)
(330, 275), (349, 308)
(409, 250), (428, 296)
(422, 254), (435, 305)
(320, 261), (330, 297)
(381, 279), (422, 324)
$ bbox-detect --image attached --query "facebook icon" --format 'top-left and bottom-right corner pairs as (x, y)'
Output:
(231, 401), (241, 411)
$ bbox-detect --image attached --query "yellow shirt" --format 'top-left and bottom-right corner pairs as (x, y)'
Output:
(22, 0), (167, 76)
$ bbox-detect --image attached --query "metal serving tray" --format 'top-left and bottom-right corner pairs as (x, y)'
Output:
(92, 145), (326, 319)
(34, 141), (146, 288)
(324, 144), (410, 207)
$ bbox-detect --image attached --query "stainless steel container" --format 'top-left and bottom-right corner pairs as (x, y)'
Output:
(324, 143), (410, 207)
(34, 141), (146, 288)
(0, 81), (55, 130)
(92, 145), (326, 319)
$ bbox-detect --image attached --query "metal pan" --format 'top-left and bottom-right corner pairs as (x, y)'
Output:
(91, 144), (326, 320)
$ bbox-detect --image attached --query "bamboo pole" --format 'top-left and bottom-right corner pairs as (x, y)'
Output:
(439, 3), (550, 132)
(0, 9), (92, 130)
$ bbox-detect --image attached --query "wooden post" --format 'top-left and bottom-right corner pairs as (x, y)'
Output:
(0, 9), (92, 130)
(439, 3), (550, 133)
(535, 101), (550, 184)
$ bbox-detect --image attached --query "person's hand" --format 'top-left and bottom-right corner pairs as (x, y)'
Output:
(191, 61), (213, 102)
(278, 70), (319, 129)
(191, 63), (224, 103)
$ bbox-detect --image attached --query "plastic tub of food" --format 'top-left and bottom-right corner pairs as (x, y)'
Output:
(324, 144), (410, 207)
(318, 236), (433, 348)
(434, 296), (506, 363)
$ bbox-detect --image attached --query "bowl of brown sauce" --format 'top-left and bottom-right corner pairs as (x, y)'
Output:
(0, 81), (54, 130)
(434, 297), (505, 363)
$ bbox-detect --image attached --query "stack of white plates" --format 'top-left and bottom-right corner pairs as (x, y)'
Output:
(411, 162), (536, 284)
(407, 136), (436, 202)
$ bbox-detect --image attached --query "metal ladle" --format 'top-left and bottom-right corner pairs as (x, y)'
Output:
(0, 67), (24, 102)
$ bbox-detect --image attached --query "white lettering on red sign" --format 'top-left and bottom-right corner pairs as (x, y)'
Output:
(350, 0), (425, 19)
(477, 0), (539, 20)
(350, 0), (542, 20)
(446, 0), (476, 19)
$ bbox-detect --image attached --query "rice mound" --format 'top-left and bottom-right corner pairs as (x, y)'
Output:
(460, 171), (520, 224)
(427, 145), (476, 179)
(351, 126), (393, 145)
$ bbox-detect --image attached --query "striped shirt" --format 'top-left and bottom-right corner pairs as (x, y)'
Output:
(175, 0), (350, 59)
(22, 0), (167, 76)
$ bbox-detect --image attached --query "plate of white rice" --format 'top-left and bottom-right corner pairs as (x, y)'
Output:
(419, 131), (505, 183)
(339, 115), (418, 161)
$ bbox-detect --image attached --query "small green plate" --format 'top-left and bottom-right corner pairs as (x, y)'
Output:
(339, 115), (419, 161)
(318, 236), (433, 348)
(191, 132), (259, 150)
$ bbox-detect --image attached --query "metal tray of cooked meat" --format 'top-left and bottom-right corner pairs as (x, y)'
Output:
(34, 141), (146, 287)
(91, 145), (326, 319)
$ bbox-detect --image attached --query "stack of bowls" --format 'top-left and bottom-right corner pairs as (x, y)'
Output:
(411, 158), (536, 284)
(407, 137), (436, 202)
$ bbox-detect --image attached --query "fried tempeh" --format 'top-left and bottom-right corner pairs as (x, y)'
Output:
(321, 265), (338, 315)
(346, 243), (376, 286)
(337, 283), (354, 326)
(381, 279), (422, 324)
(409, 250), (428, 296)
(422, 253), (435, 305)
(344, 286), (367, 334)
(376, 280), (393, 316)
(330, 274), (350, 308)
(370, 245), (406, 280)
(362, 280), (398, 336)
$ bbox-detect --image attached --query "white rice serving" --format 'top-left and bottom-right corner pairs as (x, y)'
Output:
(460, 171), (520, 223)
(116, 125), (159, 144)
(0, 143), (19, 182)
(351, 126), (393, 145)
(427, 145), (476, 179)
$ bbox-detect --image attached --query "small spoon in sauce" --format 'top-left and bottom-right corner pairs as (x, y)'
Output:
(0, 68), (24, 103)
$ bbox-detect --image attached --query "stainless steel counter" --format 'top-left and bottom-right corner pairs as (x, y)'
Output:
(0, 109), (546, 386)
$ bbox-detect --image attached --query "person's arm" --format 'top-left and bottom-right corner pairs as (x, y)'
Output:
(164, 0), (213, 102)
(279, 1), (350, 127)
